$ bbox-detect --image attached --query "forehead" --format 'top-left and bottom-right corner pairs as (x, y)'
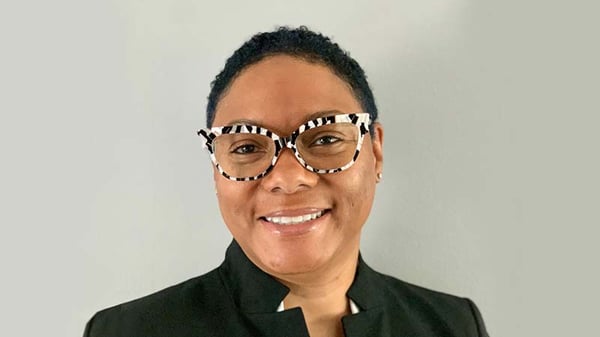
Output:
(212, 55), (361, 133)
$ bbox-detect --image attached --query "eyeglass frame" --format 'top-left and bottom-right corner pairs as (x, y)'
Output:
(197, 113), (371, 181)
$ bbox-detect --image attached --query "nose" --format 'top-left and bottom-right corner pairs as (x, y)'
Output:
(260, 148), (318, 194)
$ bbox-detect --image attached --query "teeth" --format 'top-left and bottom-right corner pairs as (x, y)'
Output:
(264, 210), (325, 225)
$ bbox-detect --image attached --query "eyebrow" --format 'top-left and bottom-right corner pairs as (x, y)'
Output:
(224, 110), (346, 128)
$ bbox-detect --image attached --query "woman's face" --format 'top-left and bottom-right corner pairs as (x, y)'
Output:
(212, 55), (383, 279)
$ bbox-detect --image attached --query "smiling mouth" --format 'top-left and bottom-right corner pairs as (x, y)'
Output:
(261, 210), (328, 225)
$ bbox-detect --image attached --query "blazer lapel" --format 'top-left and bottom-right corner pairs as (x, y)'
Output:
(247, 307), (310, 337)
(342, 307), (388, 337)
(343, 305), (433, 337)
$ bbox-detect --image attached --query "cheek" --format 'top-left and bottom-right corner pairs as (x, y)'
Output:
(215, 178), (256, 226)
(333, 163), (376, 226)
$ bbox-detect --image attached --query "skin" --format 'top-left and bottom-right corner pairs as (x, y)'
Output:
(212, 55), (384, 337)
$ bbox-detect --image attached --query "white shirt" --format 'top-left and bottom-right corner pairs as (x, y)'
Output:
(276, 299), (360, 314)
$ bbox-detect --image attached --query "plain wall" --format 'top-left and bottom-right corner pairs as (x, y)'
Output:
(1, 0), (598, 336)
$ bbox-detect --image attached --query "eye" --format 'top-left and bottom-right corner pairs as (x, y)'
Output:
(232, 144), (259, 154)
(312, 135), (341, 146)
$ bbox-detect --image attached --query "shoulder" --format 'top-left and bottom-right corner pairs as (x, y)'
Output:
(376, 271), (488, 336)
(84, 268), (232, 337)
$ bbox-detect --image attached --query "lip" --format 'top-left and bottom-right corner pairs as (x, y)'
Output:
(259, 208), (331, 236)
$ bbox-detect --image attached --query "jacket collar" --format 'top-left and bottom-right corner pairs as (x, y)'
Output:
(217, 240), (388, 313)
(346, 254), (388, 310)
(218, 240), (290, 313)
(217, 240), (423, 337)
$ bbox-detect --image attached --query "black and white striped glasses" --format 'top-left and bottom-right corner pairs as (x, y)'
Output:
(197, 113), (371, 181)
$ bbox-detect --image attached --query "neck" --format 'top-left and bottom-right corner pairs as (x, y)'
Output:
(277, 250), (359, 337)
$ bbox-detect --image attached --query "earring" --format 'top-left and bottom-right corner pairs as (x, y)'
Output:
(376, 172), (383, 182)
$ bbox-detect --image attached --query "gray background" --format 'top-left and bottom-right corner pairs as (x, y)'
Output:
(1, 0), (598, 336)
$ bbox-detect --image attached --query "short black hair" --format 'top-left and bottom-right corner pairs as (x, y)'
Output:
(206, 26), (378, 131)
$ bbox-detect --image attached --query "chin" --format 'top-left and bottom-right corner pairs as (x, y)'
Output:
(255, 241), (332, 277)
(265, 258), (325, 278)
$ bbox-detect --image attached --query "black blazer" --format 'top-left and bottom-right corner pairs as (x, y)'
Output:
(84, 241), (489, 337)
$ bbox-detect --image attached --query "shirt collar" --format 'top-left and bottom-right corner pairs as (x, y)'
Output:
(277, 298), (361, 314)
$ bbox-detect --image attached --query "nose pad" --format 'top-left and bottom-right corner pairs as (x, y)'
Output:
(260, 148), (317, 193)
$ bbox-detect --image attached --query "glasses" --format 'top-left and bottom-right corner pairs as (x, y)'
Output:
(197, 113), (371, 181)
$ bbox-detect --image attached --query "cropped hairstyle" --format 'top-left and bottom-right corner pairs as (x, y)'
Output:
(206, 26), (378, 133)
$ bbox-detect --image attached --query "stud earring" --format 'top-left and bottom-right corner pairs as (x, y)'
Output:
(376, 172), (383, 182)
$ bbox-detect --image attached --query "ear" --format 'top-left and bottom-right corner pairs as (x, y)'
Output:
(371, 122), (384, 174)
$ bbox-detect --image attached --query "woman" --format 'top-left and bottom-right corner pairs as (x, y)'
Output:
(84, 27), (489, 337)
